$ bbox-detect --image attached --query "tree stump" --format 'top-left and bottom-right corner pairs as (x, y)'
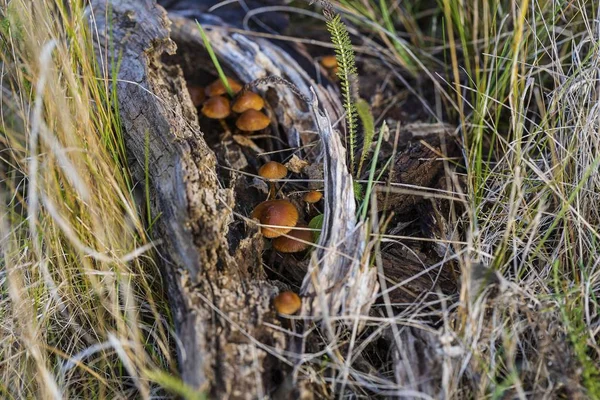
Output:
(90, 0), (461, 397)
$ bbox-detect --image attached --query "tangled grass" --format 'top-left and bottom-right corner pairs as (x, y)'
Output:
(0, 0), (175, 397)
(1, 0), (600, 398)
(330, 0), (600, 397)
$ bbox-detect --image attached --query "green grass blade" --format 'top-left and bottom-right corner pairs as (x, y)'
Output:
(196, 21), (233, 97)
(359, 121), (387, 221)
(356, 98), (375, 176)
(325, 13), (359, 173)
(145, 370), (206, 400)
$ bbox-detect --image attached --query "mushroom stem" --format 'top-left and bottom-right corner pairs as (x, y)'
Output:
(219, 119), (231, 138)
(267, 183), (276, 200)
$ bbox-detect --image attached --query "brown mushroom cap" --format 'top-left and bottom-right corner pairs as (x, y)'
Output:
(205, 77), (243, 97)
(187, 85), (206, 107)
(258, 161), (287, 180)
(272, 225), (313, 253)
(273, 291), (302, 315)
(251, 199), (298, 238)
(232, 91), (265, 113)
(236, 109), (270, 132)
(321, 55), (338, 69)
(201, 96), (230, 119)
(303, 191), (323, 204)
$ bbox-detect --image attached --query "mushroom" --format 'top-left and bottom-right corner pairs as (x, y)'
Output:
(201, 96), (231, 135)
(303, 191), (323, 204)
(201, 96), (230, 119)
(259, 161), (287, 199)
(320, 55), (339, 77)
(273, 291), (302, 315)
(232, 91), (265, 113)
(236, 109), (270, 133)
(272, 224), (313, 253)
(205, 77), (242, 97)
(251, 199), (298, 238)
(320, 55), (337, 69)
(187, 85), (205, 107)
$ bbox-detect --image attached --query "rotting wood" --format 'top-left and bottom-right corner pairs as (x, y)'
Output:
(373, 122), (459, 214)
(89, 1), (287, 398)
(380, 244), (457, 305)
(300, 91), (379, 322)
(90, 0), (462, 397)
(166, 5), (380, 350)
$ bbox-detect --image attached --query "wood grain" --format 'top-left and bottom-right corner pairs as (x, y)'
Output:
(90, 1), (286, 397)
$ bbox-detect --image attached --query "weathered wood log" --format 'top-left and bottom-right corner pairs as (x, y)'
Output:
(162, 7), (379, 321)
(90, 1), (287, 397)
(90, 0), (461, 397)
(300, 93), (379, 321)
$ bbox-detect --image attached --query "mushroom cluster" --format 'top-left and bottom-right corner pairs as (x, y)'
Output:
(189, 76), (321, 317)
(251, 161), (322, 254)
(192, 76), (272, 135)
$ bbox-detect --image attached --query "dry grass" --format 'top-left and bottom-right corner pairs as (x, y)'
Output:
(0, 0), (177, 398)
(312, 0), (600, 398)
(1, 0), (600, 398)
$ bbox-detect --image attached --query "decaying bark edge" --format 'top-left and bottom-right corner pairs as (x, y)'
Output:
(89, 1), (286, 398)
(301, 91), (379, 321)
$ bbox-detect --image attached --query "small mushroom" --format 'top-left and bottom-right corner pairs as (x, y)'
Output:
(232, 91), (265, 113)
(259, 161), (287, 180)
(273, 291), (302, 315)
(187, 85), (205, 107)
(259, 161), (287, 199)
(320, 55), (339, 77)
(251, 199), (298, 238)
(201, 96), (230, 119)
(303, 191), (323, 204)
(236, 109), (270, 133)
(320, 55), (337, 69)
(201, 96), (232, 136)
(272, 224), (313, 253)
(205, 77), (243, 97)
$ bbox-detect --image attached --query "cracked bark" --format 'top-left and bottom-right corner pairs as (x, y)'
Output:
(89, 0), (461, 397)
(89, 1), (286, 397)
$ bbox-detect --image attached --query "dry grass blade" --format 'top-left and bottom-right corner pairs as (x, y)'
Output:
(0, 0), (173, 397)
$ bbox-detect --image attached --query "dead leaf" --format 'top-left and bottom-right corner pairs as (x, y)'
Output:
(232, 134), (265, 153)
(285, 154), (309, 174)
